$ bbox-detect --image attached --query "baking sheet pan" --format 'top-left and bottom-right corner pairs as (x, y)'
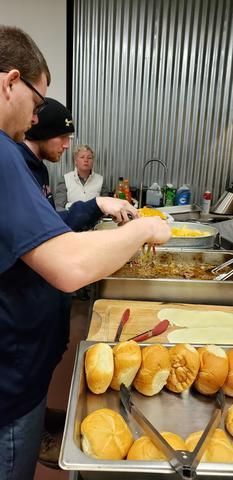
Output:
(59, 341), (233, 479)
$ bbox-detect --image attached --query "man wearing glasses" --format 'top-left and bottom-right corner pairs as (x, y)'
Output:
(0, 25), (171, 480)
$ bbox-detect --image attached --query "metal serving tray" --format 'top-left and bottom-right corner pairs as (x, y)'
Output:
(166, 222), (218, 249)
(59, 341), (233, 479)
(98, 249), (233, 306)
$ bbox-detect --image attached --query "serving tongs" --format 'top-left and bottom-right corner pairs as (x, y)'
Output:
(212, 258), (233, 281)
(120, 384), (225, 480)
(141, 243), (156, 258)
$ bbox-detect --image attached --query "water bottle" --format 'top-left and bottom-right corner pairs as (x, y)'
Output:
(175, 184), (191, 206)
(146, 183), (163, 207)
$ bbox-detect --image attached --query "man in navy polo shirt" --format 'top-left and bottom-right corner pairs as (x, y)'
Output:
(18, 97), (131, 468)
(0, 25), (171, 480)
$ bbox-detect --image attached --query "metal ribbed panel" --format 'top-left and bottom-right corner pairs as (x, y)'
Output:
(69, 0), (232, 203)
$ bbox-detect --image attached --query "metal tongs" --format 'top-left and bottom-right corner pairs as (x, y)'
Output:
(120, 384), (225, 480)
(212, 258), (233, 281)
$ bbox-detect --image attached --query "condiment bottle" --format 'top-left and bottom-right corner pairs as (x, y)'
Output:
(201, 190), (212, 214)
(123, 179), (132, 203)
(115, 177), (126, 199)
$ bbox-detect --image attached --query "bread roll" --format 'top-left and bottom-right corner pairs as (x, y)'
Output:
(127, 435), (165, 460)
(81, 408), (133, 459)
(127, 432), (186, 461)
(194, 345), (228, 395)
(110, 340), (142, 391)
(85, 343), (114, 394)
(225, 404), (233, 436)
(166, 344), (200, 393)
(223, 349), (233, 397)
(185, 428), (233, 463)
(133, 344), (170, 396)
(161, 431), (186, 451)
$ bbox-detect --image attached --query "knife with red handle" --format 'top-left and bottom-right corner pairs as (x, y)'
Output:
(114, 308), (131, 342)
(128, 319), (170, 342)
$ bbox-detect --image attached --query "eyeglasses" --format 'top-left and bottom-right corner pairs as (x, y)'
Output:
(0, 70), (47, 115)
(20, 76), (47, 114)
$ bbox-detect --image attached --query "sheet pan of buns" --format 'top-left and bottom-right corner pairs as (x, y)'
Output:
(60, 340), (233, 477)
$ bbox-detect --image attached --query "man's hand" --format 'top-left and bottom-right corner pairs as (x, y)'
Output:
(96, 197), (139, 224)
(140, 216), (172, 245)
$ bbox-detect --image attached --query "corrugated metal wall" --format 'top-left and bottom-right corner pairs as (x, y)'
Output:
(70, 0), (233, 203)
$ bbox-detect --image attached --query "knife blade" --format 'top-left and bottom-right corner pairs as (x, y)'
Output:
(128, 319), (169, 342)
(114, 308), (131, 342)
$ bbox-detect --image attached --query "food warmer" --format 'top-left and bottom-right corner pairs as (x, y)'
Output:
(96, 249), (233, 306)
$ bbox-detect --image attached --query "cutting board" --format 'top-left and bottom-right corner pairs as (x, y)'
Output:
(87, 299), (233, 343)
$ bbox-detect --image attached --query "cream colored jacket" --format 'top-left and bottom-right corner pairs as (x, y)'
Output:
(55, 169), (108, 209)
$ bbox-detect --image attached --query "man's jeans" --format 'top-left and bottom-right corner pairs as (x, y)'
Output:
(0, 397), (46, 480)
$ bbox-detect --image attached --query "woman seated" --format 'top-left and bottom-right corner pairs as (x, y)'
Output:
(55, 144), (109, 209)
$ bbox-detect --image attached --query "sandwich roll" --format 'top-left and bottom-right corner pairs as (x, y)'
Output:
(84, 343), (114, 394)
(127, 435), (165, 461)
(127, 432), (186, 461)
(225, 404), (233, 437)
(161, 431), (187, 452)
(133, 344), (170, 396)
(194, 345), (228, 395)
(166, 344), (200, 393)
(110, 340), (142, 391)
(81, 408), (133, 459)
(223, 349), (233, 397)
(185, 428), (233, 463)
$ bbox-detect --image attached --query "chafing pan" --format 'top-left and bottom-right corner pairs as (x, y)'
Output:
(59, 341), (233, 479)
(98, 249), (233, 306)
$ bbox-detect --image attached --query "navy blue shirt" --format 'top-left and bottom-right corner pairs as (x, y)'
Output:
(17, 142), (103, 231)
(0, 131), (73, 425)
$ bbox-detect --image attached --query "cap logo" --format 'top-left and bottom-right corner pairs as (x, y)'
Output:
(65, 118), (73, 127)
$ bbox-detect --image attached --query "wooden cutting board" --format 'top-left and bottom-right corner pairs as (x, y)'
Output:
(87, 299), (233, 343)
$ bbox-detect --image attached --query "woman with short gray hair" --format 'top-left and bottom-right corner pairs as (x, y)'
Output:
(55, 144), (109, 209)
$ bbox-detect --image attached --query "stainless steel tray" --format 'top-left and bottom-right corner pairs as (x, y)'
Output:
(59, 341), (233, 479)
(99, 249), (233, 306)
(166, 222), (218, 249)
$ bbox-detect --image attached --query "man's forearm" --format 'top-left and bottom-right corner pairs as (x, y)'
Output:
(21, 217), (171, 293)
(58, 198), (102, 231)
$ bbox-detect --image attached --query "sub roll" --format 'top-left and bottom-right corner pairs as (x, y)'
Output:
(84, 343), (114, 394)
